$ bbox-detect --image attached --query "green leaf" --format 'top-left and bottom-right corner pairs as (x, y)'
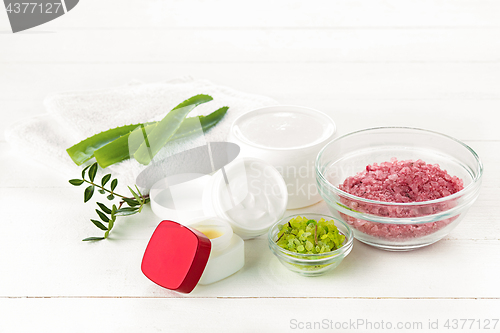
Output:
(81, 164), (91, 179)
(111, 179), (118, 191)
(98, 189), (105, 194)
(108, 218), (114, 231)
(104, 230), (110, 239)
(123, 198), (140, 207)
(67, 123), (150, 166)
(134, 94), (213, 165)
(82, 237), (105, 241)
(134, 185), (144, 199)
(88, 163), (98, 182)
(107, 194), (115, 200)
(101, 174), (112, 187)
(111, 204), (117, 221)
(115, 207), (139, 216)
(84, 185), (94, 203)
(96, 209), (110, 223)
(69, 179), (84, 186)
(116, 207), (138, 212)
(93, 106), (227, 168)
(128, 186), (141, 202)
(91, 219), (108, 230)
(96, 202), (111, 214)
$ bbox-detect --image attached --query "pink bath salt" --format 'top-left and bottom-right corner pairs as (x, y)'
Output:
(339, 159), (463, 203)
(338, 159), (464, 240)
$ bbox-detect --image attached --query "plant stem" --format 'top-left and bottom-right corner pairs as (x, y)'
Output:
(82, 179), (127, 199)
(314, 224), (318, 246)
(118, 194), (150, 209)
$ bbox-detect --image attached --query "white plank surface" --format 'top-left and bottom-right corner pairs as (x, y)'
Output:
(1, 298), (499, 333)
(1, 0), (499, 331)
(2, 29), (500, 63)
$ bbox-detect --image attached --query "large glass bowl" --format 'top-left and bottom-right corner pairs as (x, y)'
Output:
(268, 213), (353, 276)
(315, 127), (483, 251)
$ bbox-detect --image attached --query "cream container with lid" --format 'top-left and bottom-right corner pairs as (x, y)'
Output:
(187, 217), (244, 285)
(141, 218), (244, 293)
(228, 105), (336, 209)
(150, 157), (288, 239)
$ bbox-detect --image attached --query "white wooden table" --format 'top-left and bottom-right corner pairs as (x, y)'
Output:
(1, 1), (499, 332)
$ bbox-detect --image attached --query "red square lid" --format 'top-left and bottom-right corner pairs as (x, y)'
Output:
(141, 220), (212, 293)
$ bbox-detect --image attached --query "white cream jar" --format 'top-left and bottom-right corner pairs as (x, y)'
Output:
(202, 157), (288, 239)
(150, 157), (288, 239)
(228, 106), (336, 209)
(188, 217), (244, 285)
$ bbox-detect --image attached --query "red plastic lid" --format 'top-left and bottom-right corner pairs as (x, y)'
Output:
(141, 220), (211, 293)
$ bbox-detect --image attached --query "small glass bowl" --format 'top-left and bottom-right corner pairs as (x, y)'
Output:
(316, 127), (483, 251)
(268, 213), (353, 277)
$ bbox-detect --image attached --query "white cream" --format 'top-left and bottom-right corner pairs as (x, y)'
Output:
(233, 110), (334, 149)
(224, 161), (284, 229)
(203, 158), (288, 239)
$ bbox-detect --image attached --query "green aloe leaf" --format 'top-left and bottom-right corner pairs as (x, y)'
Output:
(93, 105), (226, 169)
(67, 123), (151, 166)
(93, 122), (156, 169)
(168, 106), (228, 141)
(134, 94), (213, 165)
(91, 219), (108, 231)
(68, 103), (227, 169)
(84, 185), (94, 203)
(69, 179), (84, 186)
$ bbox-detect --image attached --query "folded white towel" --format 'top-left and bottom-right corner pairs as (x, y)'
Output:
(5, 77), (278, 189)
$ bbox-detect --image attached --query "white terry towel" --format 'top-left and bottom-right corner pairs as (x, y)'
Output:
(5, 77), (278, 188)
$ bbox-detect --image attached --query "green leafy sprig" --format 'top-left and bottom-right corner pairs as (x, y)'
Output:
(69, 162), (150, 241)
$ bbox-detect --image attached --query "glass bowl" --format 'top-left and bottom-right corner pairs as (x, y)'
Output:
(316, 127), (483, 251)
(268, 213), (353, 276)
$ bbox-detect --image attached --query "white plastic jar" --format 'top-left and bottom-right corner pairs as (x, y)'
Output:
(228, 105), (336, 209)
(150, 157), (288, 239)
(187, 217), (244, 285)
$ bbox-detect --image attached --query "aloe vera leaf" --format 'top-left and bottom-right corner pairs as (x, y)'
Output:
(93, 123), (156, 168)
(93, 106), (227, 168)
(66, 124), (152, 166)
(67, 102), (226, 167)
(134, 94), (213, 165)
(169, 106), (228, 141)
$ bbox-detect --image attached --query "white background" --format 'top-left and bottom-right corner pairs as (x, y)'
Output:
(1, 1), (499, 332)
